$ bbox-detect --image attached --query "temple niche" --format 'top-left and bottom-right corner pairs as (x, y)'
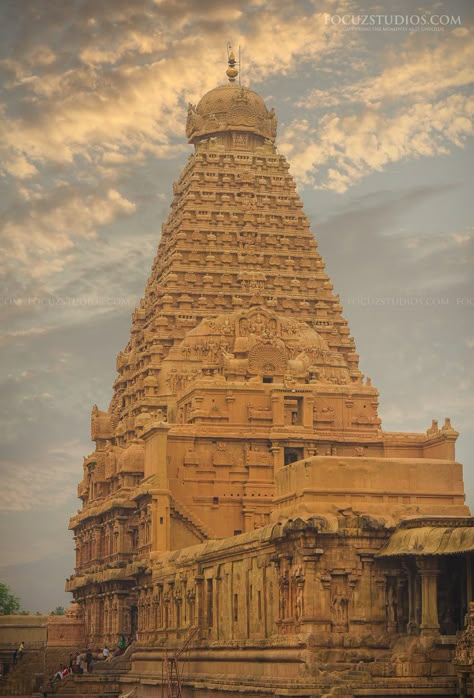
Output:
(65, 55), (474, 698)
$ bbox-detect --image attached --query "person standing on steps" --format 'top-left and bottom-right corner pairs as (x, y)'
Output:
(85, 648), (93, 673)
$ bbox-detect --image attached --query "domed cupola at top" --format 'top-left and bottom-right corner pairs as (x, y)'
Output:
(186, 51), (277, 144)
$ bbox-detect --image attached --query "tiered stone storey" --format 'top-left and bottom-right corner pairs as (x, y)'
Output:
(67, 61), (474, 697)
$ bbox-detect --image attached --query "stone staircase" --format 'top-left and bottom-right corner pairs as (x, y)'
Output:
(94, 644), (135, 673)
(0, 648), (82, 697)
(0, 650), (44, 695)
(34, 674), (121, 698)
(171, 498), (214, 541)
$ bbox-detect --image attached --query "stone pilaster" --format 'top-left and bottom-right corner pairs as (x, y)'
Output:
(303, 395), (314, 428)
(271, 394), (284, 427)
(417, 556), (440, 635)
(300, 552), (331, 632)
(352, 554), (374, 623)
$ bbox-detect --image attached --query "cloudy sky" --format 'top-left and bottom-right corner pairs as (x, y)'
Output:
(0, 0), (473, 613)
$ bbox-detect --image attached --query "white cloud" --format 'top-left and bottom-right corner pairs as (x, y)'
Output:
(0, 0), (355, 285)
(0, 1), (349, 171)
(3, 154), (38, 179)
(300, 28), (474, 109)
(280, 94), (474, 191)
(0, 187), (137, 278)
(286, 25), (474, 190)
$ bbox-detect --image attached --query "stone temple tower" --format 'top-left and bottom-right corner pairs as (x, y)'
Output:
(67, 55), (474, 697)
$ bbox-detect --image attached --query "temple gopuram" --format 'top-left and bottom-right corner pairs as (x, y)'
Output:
(65, 55), (474, 698)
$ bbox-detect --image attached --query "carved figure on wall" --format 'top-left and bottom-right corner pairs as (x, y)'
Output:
(91, 405), (112, 440)
(240, 194), (257, 212)
(186, 103), (204, 138)
(296, 584), (304, 621)
(314, 404), (335, 423)
(454, 601), (474, 665)
(135, 408), (152, 434)
(104, 440), (119, 476)
(268, 107), (277, 138)
(166, 368), (200, 394)
(331, 587), (348, 625)
(386, 579), (397, 626)
(281, 319), (300, 338)
(90, 613), (96, 637)
(182, 344), (192, 359)
(155, 406), (167, 422)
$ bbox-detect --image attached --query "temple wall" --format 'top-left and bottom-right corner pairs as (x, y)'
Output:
(170, 514), (203, 550)
(131, 519), (395, 646)
(0, 615), (48, 649)
(274, 456), (469, 521)
(47, 615), (85, 647)
(116, 521), (465, 697)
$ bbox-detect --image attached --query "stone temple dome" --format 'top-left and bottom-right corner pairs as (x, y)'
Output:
(186, 53), (277, 143)
(159, 307), (353, 390)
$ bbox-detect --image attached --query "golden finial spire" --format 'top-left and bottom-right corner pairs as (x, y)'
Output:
(226, 45), (238, 83)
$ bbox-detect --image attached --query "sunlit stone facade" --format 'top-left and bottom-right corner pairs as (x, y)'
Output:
(67, 60), (474, 697)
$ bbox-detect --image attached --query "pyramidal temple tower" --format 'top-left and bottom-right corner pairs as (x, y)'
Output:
(107, 58), (363, 442)
(67, 56), (474, 697)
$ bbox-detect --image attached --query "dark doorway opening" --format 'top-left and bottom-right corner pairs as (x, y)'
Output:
(284, 447), (304, 466)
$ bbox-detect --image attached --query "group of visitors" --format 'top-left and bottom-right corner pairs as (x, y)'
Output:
(96, 633), (132, 663)
(101, 633), (134, 661)
(48, 634), (132, 685)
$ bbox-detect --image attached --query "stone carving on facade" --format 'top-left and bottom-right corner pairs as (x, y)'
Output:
(166, 368), (201, 394)
(135, 408), (152, 435)
(294, 566), (305, 622)
(212, 442), (234, 467)
(247, 342), (288, 375)
(386, 577), (398, 627)
(91, 405), (113, 441)
(206, 317), (234, 335)
(331, 584), (349, 628)
(239, 311), (277, 339)
(238, 194), (257, 212)
(352, 409), (381, 426)
(314, 404), (335, 423)
(247, 404), (272, 422)
(454, 601), (474, 666)
(244, 442), (273, 465)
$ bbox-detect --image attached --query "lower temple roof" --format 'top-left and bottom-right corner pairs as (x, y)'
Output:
(378, 517), (474, 556)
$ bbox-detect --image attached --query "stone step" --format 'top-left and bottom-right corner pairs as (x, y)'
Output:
(170, 498), (213, 540)
(0, 653), (44, 696)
